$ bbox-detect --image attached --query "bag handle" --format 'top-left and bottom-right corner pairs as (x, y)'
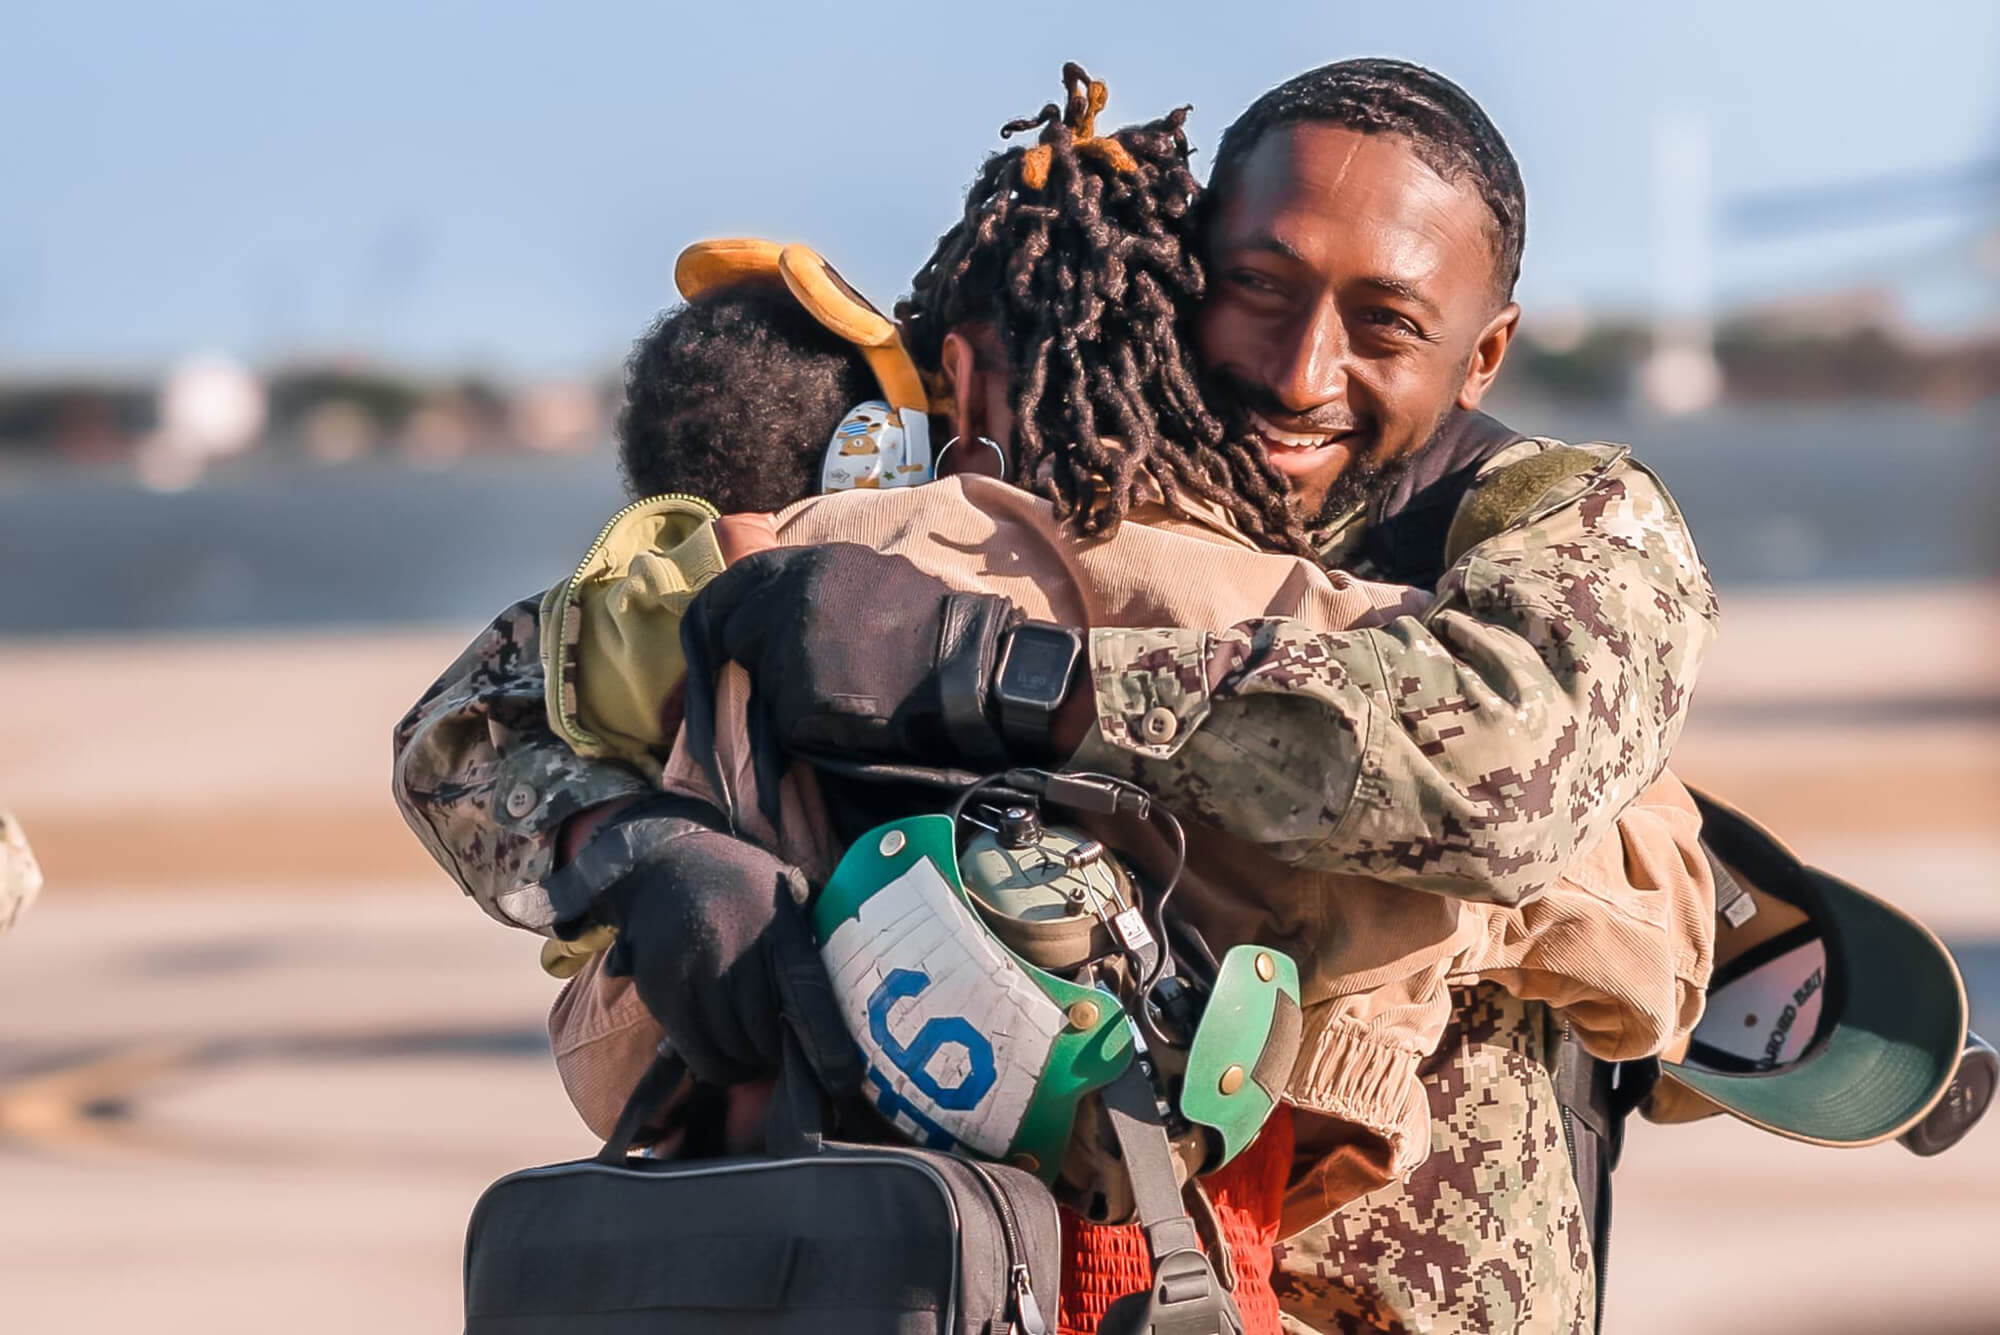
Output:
(594, 1044), (692, 1166)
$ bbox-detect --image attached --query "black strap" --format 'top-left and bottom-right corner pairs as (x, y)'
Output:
(1100, 1066), (1201, 1262)
(1552, 1029), (1658, 1334)
(594, 1044), (691, 1166)
(1096, 1064), (1243, 1335)
(595, 1032), (831, 1169)
(936, 594), (1012, 769)
(764, 1029), (829, 1158)
(1180, 1180), (1238, 1294)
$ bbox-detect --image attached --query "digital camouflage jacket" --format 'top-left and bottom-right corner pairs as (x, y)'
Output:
(1077, 433), (1716, 908)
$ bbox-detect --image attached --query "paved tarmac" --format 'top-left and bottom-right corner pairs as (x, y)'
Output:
(2, 887), (1995, 1335)
(0, 890), (582, 1335)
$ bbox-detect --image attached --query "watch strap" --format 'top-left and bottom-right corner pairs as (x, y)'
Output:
(935, 593), (1015, 768)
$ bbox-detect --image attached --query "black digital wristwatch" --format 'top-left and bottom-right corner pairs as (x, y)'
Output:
(992, 621), (1086, 758)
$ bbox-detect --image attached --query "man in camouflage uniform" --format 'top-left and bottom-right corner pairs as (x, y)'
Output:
(394, 60), (1714, 1332)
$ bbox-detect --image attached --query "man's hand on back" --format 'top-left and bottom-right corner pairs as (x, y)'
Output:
(679, 543), (1028, 772)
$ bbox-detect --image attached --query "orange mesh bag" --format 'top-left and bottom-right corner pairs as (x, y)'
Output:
(1058, 1108), (1294, 1335)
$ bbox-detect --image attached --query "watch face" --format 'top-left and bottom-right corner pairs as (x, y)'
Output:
(1002, 629), (1077, 702)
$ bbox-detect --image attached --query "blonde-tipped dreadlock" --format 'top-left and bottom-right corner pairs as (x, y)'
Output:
(1013, 65), (1140, 189)
(897, 64), (1312, 556)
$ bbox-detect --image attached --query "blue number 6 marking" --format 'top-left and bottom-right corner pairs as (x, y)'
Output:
(867, 968), (997, 1111)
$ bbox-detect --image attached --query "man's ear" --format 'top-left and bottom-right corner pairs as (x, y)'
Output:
(1457, 302), (1521, 411)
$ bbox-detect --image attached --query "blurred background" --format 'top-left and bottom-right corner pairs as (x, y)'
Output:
(1, 2), (1995, 1331)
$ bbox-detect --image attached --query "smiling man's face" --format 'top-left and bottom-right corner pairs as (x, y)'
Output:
(1199, 124), (1520, 519)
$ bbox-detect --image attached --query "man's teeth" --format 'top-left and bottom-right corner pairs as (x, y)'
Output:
(1249, 411), (1339, 450)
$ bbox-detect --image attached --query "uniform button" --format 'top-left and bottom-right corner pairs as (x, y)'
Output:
(503, 784), (537, 819)
(1140, 707), (1178, 743)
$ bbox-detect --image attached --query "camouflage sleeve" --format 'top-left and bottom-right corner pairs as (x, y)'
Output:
(390, 596), (653, 934)
(1071, 446), (1719, 905)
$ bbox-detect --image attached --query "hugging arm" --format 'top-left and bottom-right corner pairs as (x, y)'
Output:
(390, 596), (855, 1089)
(390, 596), (653, 933)
(673, 447), (1716, 908)
(1074, 447), (1719, 904)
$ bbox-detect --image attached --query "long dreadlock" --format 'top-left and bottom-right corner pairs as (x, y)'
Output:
(897, 64), (1313, 556)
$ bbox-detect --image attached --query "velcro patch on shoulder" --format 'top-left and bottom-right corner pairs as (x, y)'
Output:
(1443, 445), (1602, 567)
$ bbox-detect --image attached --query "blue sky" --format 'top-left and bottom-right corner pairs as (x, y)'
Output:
(4, 0), (1994, 374)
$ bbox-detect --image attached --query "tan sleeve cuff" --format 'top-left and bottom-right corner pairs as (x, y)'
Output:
(1279, 1016), (1434, 1236)
(1287, 1013), (1428, 1165)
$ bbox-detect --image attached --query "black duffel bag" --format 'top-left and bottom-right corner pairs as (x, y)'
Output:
(464, 1045), (1060, 1334)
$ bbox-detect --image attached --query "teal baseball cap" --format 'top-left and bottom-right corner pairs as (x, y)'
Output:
(1655, 789), (1968, 1147)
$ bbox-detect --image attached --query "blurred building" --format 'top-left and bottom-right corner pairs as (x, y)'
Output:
(0, 375), (155, 464)
(1503, 294), (2000, 411)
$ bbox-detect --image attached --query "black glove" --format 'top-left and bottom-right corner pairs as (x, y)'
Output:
(679, 543), (1022, 776)
(548, 795), (861, 1092)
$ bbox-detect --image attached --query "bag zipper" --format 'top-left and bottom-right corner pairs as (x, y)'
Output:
(965, 1160), (1047, 1335)
(562, 491), (722, 591)
(545, 491), (722, 755)
(1557, 1019), (1578, 1170)
(1594, 1188), (1611, 1334)
(1592, 1053), (1613, 1335)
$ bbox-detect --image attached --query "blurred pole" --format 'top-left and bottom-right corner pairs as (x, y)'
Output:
(1641, 110), (1723, 416)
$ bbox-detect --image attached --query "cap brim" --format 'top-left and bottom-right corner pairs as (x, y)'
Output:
(1665, 866), (1966, 1146)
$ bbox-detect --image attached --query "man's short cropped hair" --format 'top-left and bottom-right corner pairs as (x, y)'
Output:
(1208, 58), (1526, 301)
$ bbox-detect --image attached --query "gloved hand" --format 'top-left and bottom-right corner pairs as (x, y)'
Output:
(549, 795), (861, 1092)
(679, 542), (1023, 772)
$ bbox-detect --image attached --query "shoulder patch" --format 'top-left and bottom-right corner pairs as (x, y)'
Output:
(1443, 445), (1603, 568)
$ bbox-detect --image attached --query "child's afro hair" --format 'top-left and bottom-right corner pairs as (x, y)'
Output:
(617, 284), (876, 512)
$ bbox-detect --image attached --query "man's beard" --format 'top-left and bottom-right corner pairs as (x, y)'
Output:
(1308, 446), (1414, 528)
(1294, 406), (1456, 530)
(1201, 366), (1457, 532)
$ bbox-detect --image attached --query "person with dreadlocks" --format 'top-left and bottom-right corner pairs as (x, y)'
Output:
(521, 65), (1708, 1335)
(395, 58), (1719, 1335)
(893, 69), (1313, 559)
